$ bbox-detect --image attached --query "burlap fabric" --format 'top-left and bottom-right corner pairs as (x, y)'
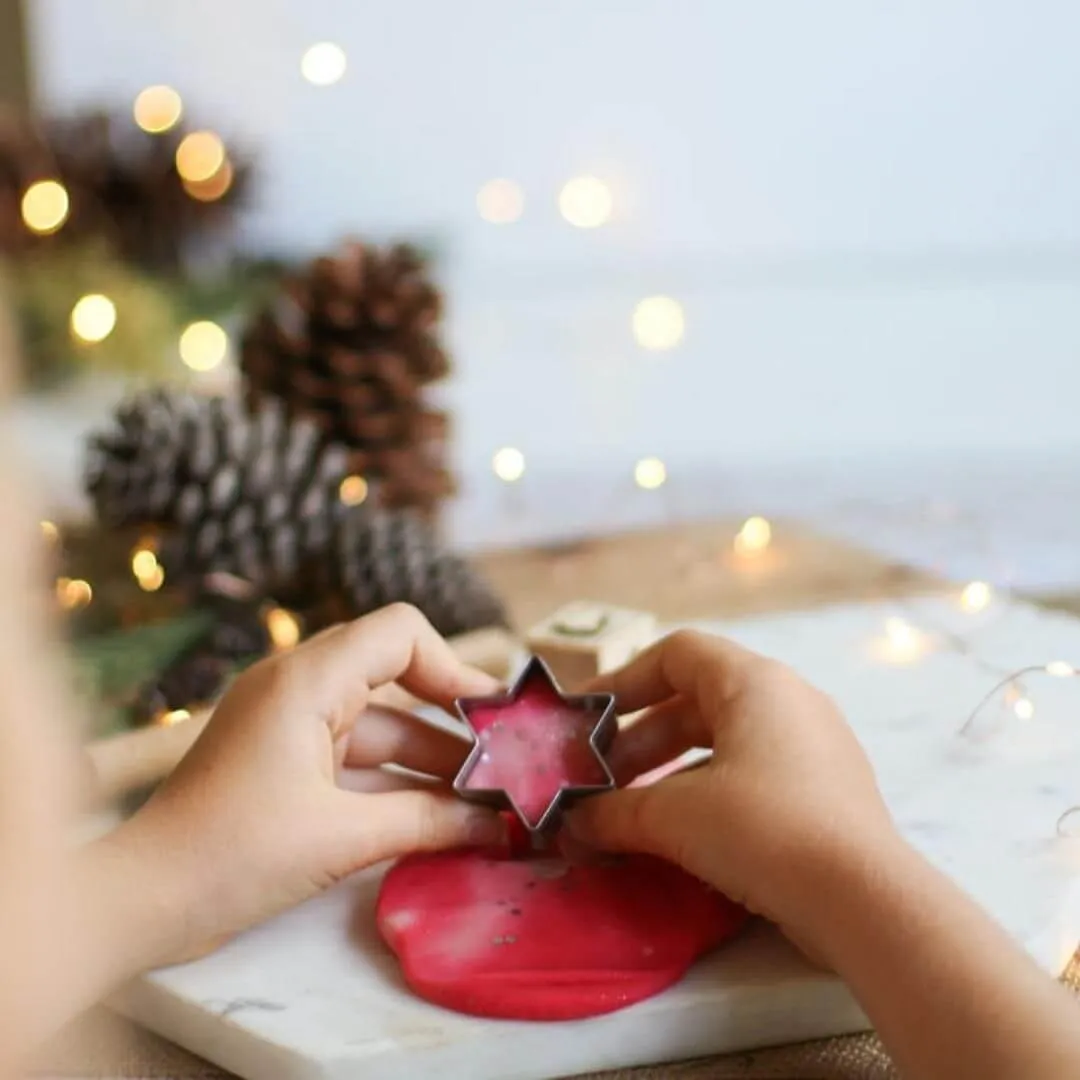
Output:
(31, 521), (1080, 1078)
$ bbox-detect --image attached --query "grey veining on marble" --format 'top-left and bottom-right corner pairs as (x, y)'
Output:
(113, 597), (1080, 1080)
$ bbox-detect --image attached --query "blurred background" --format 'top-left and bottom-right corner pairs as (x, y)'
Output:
(4, 1), (1080, 586)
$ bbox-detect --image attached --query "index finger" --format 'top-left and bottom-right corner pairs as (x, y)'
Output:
(293, 604), (501, 726)
(586, 629), (761, 716)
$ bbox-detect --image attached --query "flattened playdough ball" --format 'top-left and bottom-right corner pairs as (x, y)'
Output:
(377, 850), (747, 1020)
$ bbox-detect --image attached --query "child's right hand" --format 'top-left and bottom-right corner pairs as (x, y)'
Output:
(565, 630), (899, 944)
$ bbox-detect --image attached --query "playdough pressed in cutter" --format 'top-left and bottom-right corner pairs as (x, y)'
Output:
(377, 850), (748, 1021)
(452, 655), (617, 834)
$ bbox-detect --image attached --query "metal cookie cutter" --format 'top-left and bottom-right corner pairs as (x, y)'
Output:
(452, 654), (617, 837)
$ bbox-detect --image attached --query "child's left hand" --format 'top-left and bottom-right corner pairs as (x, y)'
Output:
(89, 603), (507, 973)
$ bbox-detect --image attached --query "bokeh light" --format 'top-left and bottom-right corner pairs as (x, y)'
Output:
(21, 179), (70, 235)
(301, 43), (348, 85)
(175, 131), (226, 183)
(477, 178), (525, 224)
(558, 176), (613, 228)
(492, 447), (526, 482)
(179, 321), (228, 372)
(734, 516), (772, 555)
(634, 457), (667, 490)
(339, 475), (369, 506)
(133, 85), (183, 133)
(70, 294), (117, 344)
(632, 296), (685, 351)
(183, 158), (234, 202)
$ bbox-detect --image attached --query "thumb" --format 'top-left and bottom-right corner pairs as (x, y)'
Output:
(564, 781), (684, 859)
(332, 790), (509, 870)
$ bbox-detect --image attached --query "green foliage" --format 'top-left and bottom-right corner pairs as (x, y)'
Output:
(8, 242), (180, 390)
(71, 610), (215, 736)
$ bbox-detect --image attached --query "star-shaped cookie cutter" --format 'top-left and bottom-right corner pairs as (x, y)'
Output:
(452, 655), (618, 836)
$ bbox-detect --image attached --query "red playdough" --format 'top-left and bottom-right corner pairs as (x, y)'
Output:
(377, 850), (748, 1021)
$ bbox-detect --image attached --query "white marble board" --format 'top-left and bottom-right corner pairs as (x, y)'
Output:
(113, 597), (1080, 1079)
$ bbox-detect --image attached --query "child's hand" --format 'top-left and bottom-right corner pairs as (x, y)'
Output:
(108, 603), (507, 964)
(564, 630), (897, 944)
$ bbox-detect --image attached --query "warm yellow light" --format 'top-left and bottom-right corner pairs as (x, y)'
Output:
(182, 158), (234, 202)
(559, 176), (613, 228)
(175, 131), (226, 183)
(266, 607), (301, 651)
(56, 577), (92, 611)
(131, 547), (165, 592)
(875, 615), (931, 665)
(301, 42), (348, 85)
(70, 294), (117, 344)
(634, 457), (667, 490)
(159, 708), (191, 727)
(492, 447), (526, 483)
(21, 179), (70, 235)
(477, 178), (524, 224)
(131, 549), (158, 580)
(40, 520), (59, 543)
(1047, 661), (1076, 678)
(179, 320), (228, 372)
(734, 516), (772, 555)
(138, 564), (166, 592)
(632, 296), (685, 351)
(1014, 697), (1036, 720)
(133, 85), (183, 133)
(960, 581), (992, 613)
(339, 474), (369, 506)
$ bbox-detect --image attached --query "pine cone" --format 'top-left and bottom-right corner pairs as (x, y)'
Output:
(0, 106), (251, 272)
(240, 241), (454, 517)
(84, 390), (506, 636)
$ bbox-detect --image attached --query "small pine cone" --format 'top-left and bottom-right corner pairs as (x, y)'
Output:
(84, 389), (357, 589)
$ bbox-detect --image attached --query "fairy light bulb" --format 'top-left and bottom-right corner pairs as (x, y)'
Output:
(301, 43), (347, 85)
(70, 295), (117, 343)
(634, 457), (667, 490)
(131, 544), (165, 592)
(734, 516), (772, 555)
(56, 577), (92, 610)
(875, 615), (930, 665)
(179, 321), (228, 371)
(266, 607), (301, 651)
(21, 180), (70, 235)
(339, 475), (369, 506)
(632, 296), (685, 351)
(492, 447), (526, 483)
(559, 176), (612, 228)
(477, 178), (524, 224)
(133, 85), (183, 133)
(1014, 697), (1036, 720)
(1047, 661), (1076, 678)
(960, 581), (992, 613)
(183, 158), (233, 202)
(159, 708), (191, 727)
(175, 131), (226, 183)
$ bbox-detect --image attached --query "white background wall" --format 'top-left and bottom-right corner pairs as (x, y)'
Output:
(27, 0), (1080, 481)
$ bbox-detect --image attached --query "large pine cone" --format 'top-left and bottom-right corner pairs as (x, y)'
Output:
(240, 241), (454, 516)
(84, 390), (506, 636)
